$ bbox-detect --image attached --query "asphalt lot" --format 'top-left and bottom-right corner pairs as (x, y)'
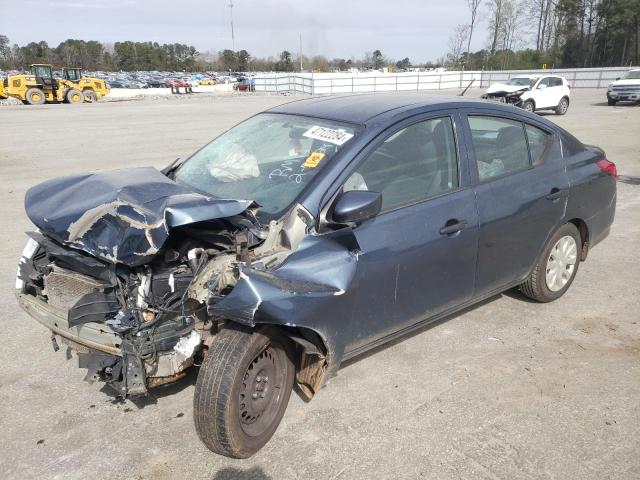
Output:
(0, 89), (638, 480)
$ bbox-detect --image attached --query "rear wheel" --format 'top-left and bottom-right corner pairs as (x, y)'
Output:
(65, 88), (83, 104)
(555, 97), (569, 115)
(520, 223), (581, 302)
(522, 100), (535, 113)
(194, 326), (294, 458)
(83, 90), (97, 103)
(25, 88), (46, 105)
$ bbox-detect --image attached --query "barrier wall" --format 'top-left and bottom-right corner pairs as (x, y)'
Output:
(254, 67), (638, 94)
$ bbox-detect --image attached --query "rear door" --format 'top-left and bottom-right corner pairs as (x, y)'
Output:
(461, 110), (569, 296)
(332, 112), (479, 353)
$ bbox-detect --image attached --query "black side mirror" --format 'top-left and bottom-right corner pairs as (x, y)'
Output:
(332, 190), (382, 225)
(615, 77), (620, 80)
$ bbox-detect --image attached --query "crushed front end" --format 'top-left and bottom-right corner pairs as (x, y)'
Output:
(15, 167), (312, 397)
(481, 87), (528, 107)
(16, 228), (232, 396)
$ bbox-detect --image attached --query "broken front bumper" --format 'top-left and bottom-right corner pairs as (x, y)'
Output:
(16, 290), (197, 396)
(16, 292), (122, 355)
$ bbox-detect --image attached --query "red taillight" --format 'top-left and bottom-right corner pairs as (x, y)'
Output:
(596, 159), (617, 177)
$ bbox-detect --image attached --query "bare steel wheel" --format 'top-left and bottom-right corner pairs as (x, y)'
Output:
(194, 326), (294, 458)
(545, 235), (578, 291)
(239, 344), (288, 437)
(520, 223), (581, 302)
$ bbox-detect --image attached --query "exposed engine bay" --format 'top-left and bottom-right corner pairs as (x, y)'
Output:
(15, 167), (325, 397)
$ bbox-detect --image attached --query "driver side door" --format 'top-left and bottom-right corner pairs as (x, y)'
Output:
(333, 113), (479, 355)
(533, 77), (555, 108)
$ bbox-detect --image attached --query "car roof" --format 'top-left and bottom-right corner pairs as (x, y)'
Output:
(267, 93), (511, 125)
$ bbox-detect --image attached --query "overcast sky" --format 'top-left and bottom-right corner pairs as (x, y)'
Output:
(5, 0), (489, 62)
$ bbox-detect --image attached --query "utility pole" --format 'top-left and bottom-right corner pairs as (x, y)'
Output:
(228, 0), (235, 52)
(299, 33), (303, 72)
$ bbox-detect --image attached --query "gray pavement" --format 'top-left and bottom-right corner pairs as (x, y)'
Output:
(0, 90), (638, 480)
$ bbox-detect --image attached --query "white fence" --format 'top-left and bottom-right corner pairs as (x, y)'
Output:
(254, 67), (637, 94)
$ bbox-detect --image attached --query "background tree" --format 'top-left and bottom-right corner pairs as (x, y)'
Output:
(372, 49), (385, 69)
(395, 57), (412, 70)
(447, 25), (470, 66)
(466, 0), (482, 61)
(275, 50), (293, 71)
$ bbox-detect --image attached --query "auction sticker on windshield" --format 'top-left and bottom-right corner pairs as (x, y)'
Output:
(302, 151), (326, 168)
(303, 126), (354, 146)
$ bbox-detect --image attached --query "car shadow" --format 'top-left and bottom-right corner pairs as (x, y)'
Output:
(592, 101), (639, 107)
(618, 175), (640, 185)
(340, 293), (505, 369)
(211, 467), (272, 480)
(101, 365), (199, 407)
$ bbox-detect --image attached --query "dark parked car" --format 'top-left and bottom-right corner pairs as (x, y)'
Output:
(106, 80), (126, 88)
(16, 95), (616, 458)
(145, 78), (166, 88)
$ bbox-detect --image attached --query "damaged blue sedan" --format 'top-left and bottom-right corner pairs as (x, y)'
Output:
(16, 94), (616, 458)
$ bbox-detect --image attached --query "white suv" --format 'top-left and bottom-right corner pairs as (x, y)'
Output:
(482, 75), (571, 115)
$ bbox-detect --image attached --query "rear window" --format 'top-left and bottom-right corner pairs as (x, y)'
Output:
(525, 124), (552, 164)
(469, 116), (530, 181)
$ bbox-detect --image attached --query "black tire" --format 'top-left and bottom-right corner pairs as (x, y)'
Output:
(607, 98), (617, 106)
(194, 326), (294, 458)
(520, 223), (581, 303)
(555, 97), (569, 115)
(522, 100), (535, 113)
(83, 90), (97, 103)
(25, 87), (46, 105)
(65, 88), (83, 104)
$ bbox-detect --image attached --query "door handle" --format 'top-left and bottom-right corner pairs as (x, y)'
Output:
(440, 219), (467, 236)
(546, 187), (564, 200)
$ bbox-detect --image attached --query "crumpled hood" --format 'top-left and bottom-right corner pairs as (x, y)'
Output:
(486, 83), (530, 94)
(25, 167), (254, 266)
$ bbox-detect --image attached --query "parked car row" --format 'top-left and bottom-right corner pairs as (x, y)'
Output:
(78, 70), (256, 90)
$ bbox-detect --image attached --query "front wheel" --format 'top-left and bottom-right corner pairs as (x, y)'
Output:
(522, 100), (535, 113)
(83, 90), (98, 103)
(520, 223), (581, 303)
(555, 97), (569, 115)
(25, 87), (46, 105)
(607, 98), (617, 106)
(194, 326), (294, 458)
(65, 88), (83, 104)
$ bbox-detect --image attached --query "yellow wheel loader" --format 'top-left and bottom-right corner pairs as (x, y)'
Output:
(62, 67), (110, 102)
(1, 64), (84, 105)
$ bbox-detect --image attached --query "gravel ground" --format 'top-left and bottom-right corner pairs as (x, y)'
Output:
(0, 90), (638, 480)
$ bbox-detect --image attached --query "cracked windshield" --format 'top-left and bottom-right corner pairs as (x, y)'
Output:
(175, 113), (357, 216)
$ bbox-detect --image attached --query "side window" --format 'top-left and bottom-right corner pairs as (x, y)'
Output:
(551, 77), (564, 87)
(469, 116), (530, 181)
(538, 78), (551, 88)
(343, 117), (458, 212)
(525, 124), (552, 164)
